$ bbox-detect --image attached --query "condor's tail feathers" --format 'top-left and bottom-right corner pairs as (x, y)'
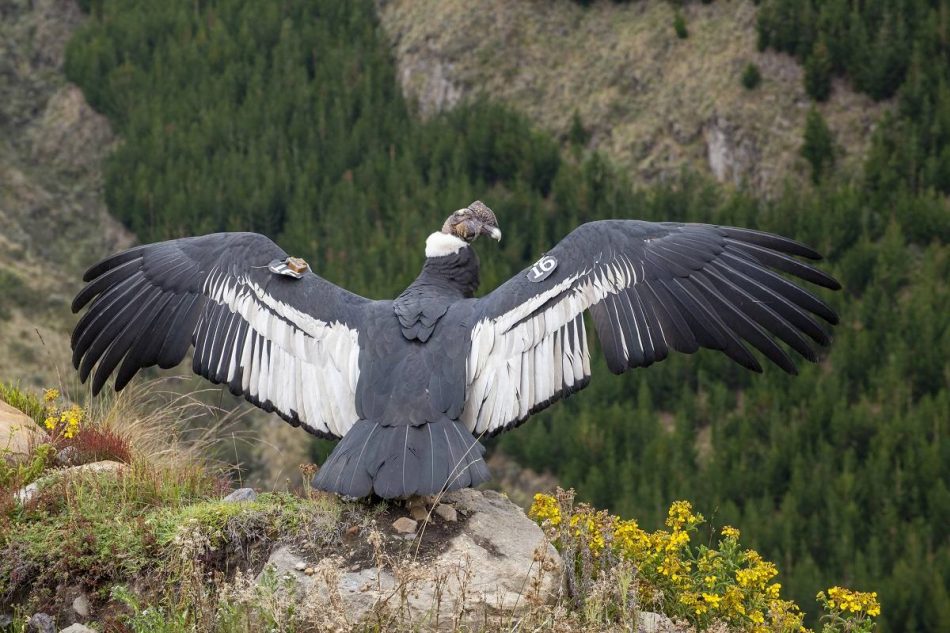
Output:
(312, 419), (490, 499)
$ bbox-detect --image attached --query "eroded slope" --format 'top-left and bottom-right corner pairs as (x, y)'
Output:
(378, 0), (887, 192)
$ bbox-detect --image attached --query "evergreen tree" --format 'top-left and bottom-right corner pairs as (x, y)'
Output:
(805, 40), (833, 101)
(568, 110), (590, 148)
(802, 107), (835, 182)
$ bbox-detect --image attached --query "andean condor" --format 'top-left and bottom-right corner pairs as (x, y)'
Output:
(71, 201), (840, 499)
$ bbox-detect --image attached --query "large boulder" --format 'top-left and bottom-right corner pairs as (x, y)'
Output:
(258, 489), (562, 630)
(0, 400), (47, 463)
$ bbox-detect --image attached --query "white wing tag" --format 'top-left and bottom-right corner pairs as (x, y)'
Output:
(526, 255), (557, 282)
(268, 257), (309, 279)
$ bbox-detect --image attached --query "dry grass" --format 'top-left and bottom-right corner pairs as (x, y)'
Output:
(79, 377), (254, 472)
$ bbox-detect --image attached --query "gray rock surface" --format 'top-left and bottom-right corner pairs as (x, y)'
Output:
(59, 624), (96, 633)
(55, 446), (79, 466)
(28, 84), (114, 174)
(434, 503), (457, 522)
(638, 610), (680, 633)
(70, 593), (91, 618)
(27, 612), (55, 633)
(258, 489), (561, 629)
(222, 487), (258, 503)
(392, 516), (418, 533)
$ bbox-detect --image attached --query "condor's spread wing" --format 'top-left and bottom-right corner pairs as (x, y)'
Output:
(463, 220), (840, 436)
(71, 232), (369, 439)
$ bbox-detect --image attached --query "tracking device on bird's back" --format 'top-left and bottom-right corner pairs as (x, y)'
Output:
(268, 256), (309, 279)
(527, 254), (557, 282)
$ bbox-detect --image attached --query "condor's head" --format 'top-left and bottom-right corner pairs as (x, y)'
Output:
(425, 200), (501, 259)
(441, 201), (502, 243)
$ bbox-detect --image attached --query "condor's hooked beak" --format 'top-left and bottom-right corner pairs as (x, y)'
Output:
(484, 224), (502, 242)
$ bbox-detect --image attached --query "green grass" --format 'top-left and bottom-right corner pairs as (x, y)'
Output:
(0, 455), (348, 618)
(0, 383), (46, 426)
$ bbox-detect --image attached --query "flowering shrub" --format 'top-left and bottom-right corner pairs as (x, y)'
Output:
(41, 388), (84, 439)
(530, 489), (881, 632)
(816, 587), (881, 632)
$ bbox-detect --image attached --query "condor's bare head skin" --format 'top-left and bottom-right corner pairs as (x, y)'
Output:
(441, 200), (502, 243)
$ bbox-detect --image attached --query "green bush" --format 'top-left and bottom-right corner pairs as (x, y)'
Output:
(742, 62), (762, 89)
(673, 11), (689, 39)
(0, 269), (27, 321)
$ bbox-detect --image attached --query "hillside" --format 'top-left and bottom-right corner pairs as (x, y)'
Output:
(377, 0), (887, 193)
(0, 0), (947, 631)
(0, 0), (132, 386)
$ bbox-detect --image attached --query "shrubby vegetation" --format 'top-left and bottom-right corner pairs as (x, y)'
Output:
(530, 490), (881, 632)
(0, 383), (363, 631)
(742, 63), (762, 90)
(0, 385), (880, 632)
(62, 1), (948, 631)
(0, 269), (28, 322)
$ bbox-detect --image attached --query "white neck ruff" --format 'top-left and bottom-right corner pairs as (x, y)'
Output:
(425, 231), (467, 258)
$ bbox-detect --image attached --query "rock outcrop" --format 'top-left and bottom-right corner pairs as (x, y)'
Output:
(0, 401), (47, 463)
(258, 489), (562, 630)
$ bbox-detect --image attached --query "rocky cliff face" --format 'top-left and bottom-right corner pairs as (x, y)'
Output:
(377, 0), (887, 193)
(0, 0), (132, 386)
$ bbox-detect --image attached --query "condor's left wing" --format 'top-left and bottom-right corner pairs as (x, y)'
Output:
(72, 232), (370, 439)
(462, 220), (840, 437)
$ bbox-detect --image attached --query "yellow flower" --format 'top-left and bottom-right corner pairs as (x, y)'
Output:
(614, 519), (650, 558)
(529, 493), (561, 526)
(820, 586), (881, 617)
(43, 388), (59, 402)
(750, 610), (765, 624)
(736, 558), (778, 589)
(43, 415), (58, 430)
(60, 404), (84, 439)
(721, 525), (740, 540)
(701, 592), (721, 608)
(665, 500), (703, 530)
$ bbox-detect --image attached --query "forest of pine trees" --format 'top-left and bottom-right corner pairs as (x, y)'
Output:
(64, 1), (948, 631)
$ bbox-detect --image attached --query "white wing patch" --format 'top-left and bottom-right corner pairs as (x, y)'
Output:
(462, 255), (643, 435)
(201, 269), (360, 438)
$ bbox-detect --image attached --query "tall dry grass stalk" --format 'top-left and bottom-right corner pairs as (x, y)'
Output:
(79, 376), (257, 473)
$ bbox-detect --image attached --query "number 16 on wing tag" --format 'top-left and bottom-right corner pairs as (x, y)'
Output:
(527, 254), (557, 282)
